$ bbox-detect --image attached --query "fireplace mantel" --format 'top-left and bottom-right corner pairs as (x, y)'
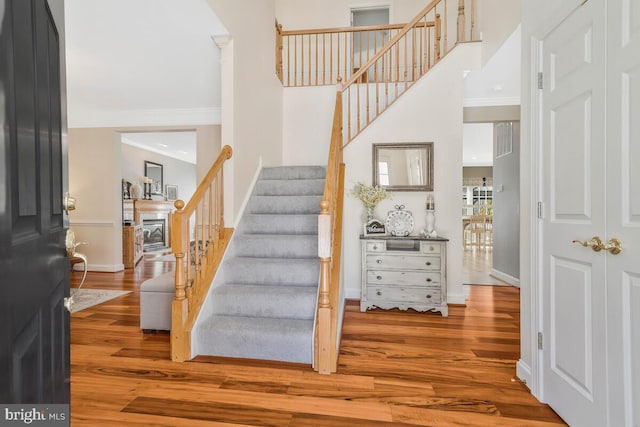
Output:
(133, 200), (175, 225)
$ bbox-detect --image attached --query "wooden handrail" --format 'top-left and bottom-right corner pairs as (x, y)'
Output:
(171, 145), (233, 362)
(282, 21), (434, 36)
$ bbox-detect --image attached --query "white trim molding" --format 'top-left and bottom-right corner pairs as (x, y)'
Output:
(233, 157), (263, 229)
(516, 359), (533, 388)
(212, 34), (232, 49)
(463, 96), (521, 107)
(69, 219), (116, 227)
(344, 288), (360, 300)
(490, 268), (521, 287)
(68, 107), (221, 129)
(74, 263), (125, 273)
(446, 292), (467, 305)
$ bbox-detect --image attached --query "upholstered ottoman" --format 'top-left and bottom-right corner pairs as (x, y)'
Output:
(140, 272), (174, 331)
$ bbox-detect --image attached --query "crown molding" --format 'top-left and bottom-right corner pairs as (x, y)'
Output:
(463, 96), (521, 107)
(212, 34), (232, 49)
(68, 107), (221, 129)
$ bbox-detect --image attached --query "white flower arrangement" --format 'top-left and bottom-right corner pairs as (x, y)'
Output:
(351, 182), (391, 209)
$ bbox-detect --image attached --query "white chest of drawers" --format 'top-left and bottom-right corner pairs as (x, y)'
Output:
(360, 236), (448, 316)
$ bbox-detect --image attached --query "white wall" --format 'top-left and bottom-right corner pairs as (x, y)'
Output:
(282, 86), (337, 165)
(196, 125), (222, 182)
(476, 0), (521, 64)
(206, 0), (283, 224)
(519, 0), (584, 394)
(68, 128), (123, 272)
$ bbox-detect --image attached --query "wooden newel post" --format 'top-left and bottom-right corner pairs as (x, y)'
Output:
(317, 201), (332, 374)
(171, 200), (189, 362)
(457, 0), (466, 42)
(435, 13), (442, 62)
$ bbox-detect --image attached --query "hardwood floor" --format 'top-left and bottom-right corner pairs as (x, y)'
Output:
(70, 259), (566, 426)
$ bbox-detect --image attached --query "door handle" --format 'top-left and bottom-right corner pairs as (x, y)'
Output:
(63, 192), (76, 213)
(602, 238), (622, 255)
(572, 236), (622, 255)
(572, 236), (604, 252)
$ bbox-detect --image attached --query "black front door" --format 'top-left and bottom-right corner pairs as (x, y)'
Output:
(0, 0), (69, 405)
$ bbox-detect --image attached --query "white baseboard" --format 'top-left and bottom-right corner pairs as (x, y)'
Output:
(69, 219), (116, 227)
(74, 263), (124, 273)
(447, 292), (467, 305)
(516, 359), (532, 387)
(491, 268), (521, 287)
(344, 288), (360, 299)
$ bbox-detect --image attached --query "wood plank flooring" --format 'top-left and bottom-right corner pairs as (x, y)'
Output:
(70, 257), (566, 426)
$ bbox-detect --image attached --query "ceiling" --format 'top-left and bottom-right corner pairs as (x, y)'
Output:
(463, 123), (493, 167)
(121, 131), (197, 164)
(64, 0), (227, 129)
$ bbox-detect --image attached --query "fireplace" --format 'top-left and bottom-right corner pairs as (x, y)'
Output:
(142, 219), (166, 251)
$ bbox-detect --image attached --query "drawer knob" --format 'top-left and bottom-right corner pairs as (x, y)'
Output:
(426, 294), (432, 299)
(373, 245), (378, 250)
(376, 259), (382, 264)
(376, 290), (382, 296)
(425, 261), (432, 266)
(430, 246), (435, 251)
(426, 278), (432, 282)
(376, 275), (382, 280)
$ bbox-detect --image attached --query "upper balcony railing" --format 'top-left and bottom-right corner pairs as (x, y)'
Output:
(276, 0), (476, 89)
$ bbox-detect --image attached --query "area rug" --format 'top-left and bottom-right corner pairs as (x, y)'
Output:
(69, 288), (131, 313)
(153, 253), (175, 262)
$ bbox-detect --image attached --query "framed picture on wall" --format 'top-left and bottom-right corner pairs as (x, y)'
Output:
(165, 185), (178, 202)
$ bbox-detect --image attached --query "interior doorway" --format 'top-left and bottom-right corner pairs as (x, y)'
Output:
(461, 119), (520, 286)
(351, 7), (390, 81)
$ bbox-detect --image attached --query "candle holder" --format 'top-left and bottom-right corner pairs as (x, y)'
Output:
(421, 193), (437, 237)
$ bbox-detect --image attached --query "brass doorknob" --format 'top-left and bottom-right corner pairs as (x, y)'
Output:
(572, 236), (604, 252)
(63, 192), (76, 213)
(602, 238), (622, 255)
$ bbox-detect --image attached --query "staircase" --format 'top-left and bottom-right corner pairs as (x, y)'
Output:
(193, 166), (326, 364)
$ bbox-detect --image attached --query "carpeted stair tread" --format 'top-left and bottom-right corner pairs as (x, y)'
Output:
(223, 257), (319, 286)
(195, 315), (313, 363)
(233, 234), (317, 258)
(211, 284), (316, 319)
(238, 214), (318, 235)
(260, 166), (326, 180)
(255, 179), (325, 196)
(249, 195), (323, 214)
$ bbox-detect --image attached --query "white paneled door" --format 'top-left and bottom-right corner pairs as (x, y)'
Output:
(606, 0), (640, 425)
(539, 0), (640, 425)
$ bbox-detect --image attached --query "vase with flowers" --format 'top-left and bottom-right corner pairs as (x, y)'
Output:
(351, 182), (391, 223)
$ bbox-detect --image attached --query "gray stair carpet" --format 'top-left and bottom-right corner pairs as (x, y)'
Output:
(194, 166), (325, 364)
